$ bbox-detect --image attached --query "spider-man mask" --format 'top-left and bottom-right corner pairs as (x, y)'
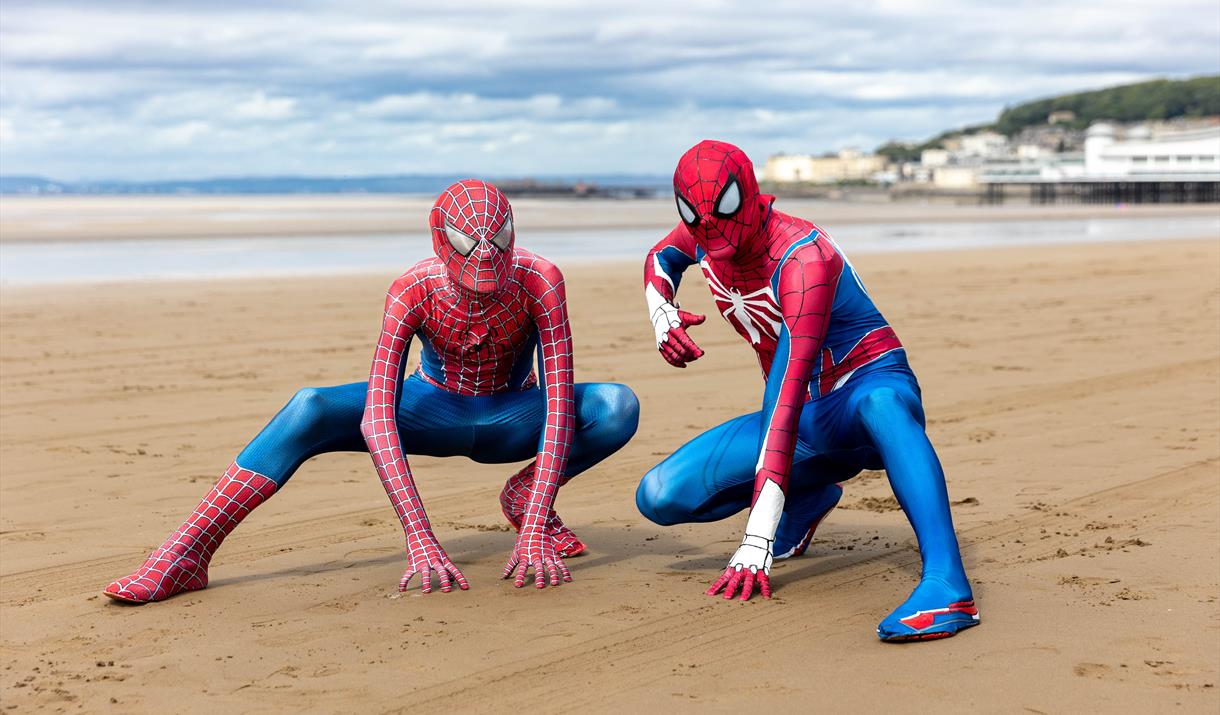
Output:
(673, 140), (769, 262)
(429, 179), (516, 294)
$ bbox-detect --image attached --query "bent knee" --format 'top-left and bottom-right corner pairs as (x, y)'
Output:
(857, 386), (903, 411)
(285, 387), (326, 420)
(635, 468), (685, 526)
(855, 386), (921, 430)
(283, 386), (348, 436)
(607, 383), (641, 436)
(587, 383), (641, 441)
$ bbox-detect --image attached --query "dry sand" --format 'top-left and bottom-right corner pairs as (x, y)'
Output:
(1, 219), (1218, 712)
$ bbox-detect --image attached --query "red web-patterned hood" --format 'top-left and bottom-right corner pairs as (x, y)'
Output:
(429, 179), (516, 294)
(673, 140), (771, 262)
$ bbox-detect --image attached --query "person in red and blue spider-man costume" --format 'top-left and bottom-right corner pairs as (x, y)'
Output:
(635, 140), (978, 642)
(104, 179), (639, 603)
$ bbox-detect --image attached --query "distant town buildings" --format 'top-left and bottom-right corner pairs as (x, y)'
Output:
(980, 119), (1220, 188)
(762, 113), (1220, 202)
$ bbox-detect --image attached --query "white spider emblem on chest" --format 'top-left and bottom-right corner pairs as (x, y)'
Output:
(701, 260), (782, 345)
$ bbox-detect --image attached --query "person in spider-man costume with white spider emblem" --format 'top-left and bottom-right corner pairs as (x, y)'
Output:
(104, 179), (639, 603)
(635, 140), (978, 642)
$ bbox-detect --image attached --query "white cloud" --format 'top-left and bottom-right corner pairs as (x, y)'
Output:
(233, 92), (298, 120)
(359, 26), (510, 61)
(356, 92), (615, 121)
(153, 121), (211, 147)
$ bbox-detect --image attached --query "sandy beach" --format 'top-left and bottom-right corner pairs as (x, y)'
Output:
(1, 200), (1218, 713)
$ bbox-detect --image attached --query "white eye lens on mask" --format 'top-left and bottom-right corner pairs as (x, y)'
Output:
(676, 193), (699, 226)
(714, 178), (741, 216)
(491, 217), (513, 250)
(444, 223), (478, 256)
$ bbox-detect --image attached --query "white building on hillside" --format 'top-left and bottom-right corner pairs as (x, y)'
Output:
(957, 131), (1009, 159)
(920, 148), (950, 168)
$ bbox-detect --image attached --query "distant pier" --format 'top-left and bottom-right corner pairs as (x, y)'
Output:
(984, 178), (1220, 204)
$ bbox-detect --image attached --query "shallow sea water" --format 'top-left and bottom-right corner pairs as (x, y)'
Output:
(2, 215), (1217, 285)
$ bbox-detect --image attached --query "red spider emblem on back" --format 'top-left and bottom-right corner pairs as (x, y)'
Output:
(673, 140), (768, 262)
(429, 179), (516, 293)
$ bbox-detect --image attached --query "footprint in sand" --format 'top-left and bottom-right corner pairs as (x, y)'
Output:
(1073, 662), (1113, 679)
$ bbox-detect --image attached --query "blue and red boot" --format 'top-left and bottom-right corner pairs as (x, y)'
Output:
(876, 574), (979, 642)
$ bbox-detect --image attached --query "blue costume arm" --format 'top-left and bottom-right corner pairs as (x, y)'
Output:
(645, 225), (698, 305)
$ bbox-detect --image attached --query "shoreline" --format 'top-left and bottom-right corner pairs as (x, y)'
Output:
(2, 195), (1218, 243)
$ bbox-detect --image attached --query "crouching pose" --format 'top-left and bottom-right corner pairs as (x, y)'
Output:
(634, 141), (977, 641)
(105, 179), (639, 603)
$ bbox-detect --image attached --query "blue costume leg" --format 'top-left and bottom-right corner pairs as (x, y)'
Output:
(849, 372), (978, 641)
(564, 383), (641, 478)
(235, 376), (639, 486)
(636, 412), (844, 555)
(636, 413), (761, 525)
(235, 382), (368, 486)
(234, 373), (635, 559)
(773, 473), (846, 559)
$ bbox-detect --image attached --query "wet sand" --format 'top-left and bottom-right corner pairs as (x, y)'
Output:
(4, 194), (1219, 242)
(0, 225), (1218, 711)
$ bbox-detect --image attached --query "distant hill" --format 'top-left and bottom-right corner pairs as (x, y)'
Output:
(993, 75), (1220, 135)
(0, 176), (68, 194)
(0, 173), (670, 196)
(876, 74), (1220, 161)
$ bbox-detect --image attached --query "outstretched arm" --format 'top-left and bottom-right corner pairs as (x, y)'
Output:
(644, 225), (706, 367)
(502, 259), (577, 589)
(708, 241), (842, 601)
(360, 278), (467, 594)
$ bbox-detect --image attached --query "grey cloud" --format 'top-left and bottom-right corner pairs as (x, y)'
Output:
(1, 0), (1216, 179)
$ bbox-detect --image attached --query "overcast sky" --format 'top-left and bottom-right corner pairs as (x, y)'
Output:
(1, 1), (1217, 181)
